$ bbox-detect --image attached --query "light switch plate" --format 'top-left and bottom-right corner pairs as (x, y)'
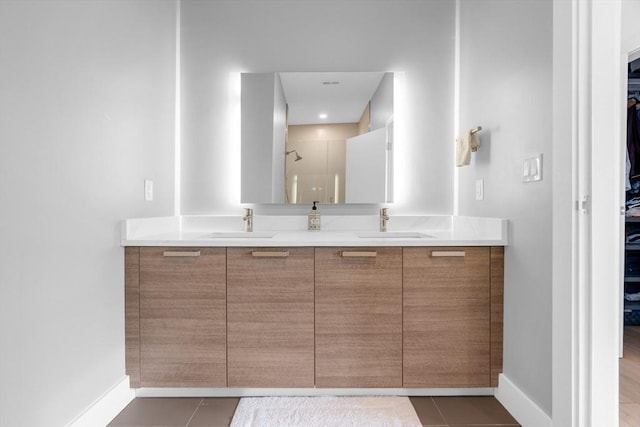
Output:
(523, 154), (543, 183)
(144, 179), (153, 201)
(475, 179), (484, 200)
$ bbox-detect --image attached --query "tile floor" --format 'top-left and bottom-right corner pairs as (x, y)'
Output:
(620, 326), (640, 427)
(108, 395), (520, 427)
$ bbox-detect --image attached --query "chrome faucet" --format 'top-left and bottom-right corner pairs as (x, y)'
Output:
(380, 208), (389, 232)
(243, 208), (253, 232)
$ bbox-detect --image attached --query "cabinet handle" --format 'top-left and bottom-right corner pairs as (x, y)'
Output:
(341, 251), (377, 257)
(251, 251), (289, 257)
(163, 250), (201, 257)
(431, 250), (466, 257)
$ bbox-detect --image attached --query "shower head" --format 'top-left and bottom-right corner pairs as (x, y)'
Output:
(286, 150), (303, 162)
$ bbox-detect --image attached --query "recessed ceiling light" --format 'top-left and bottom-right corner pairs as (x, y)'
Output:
(319, 113), (328, 119)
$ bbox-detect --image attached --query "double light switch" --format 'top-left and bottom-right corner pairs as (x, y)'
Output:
(523, 154), (543, 183)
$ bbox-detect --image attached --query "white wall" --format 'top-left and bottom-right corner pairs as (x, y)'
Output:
(0, 1), (176, 426)
(622, 0), (640, 50)
(457, 0), (553, 417)
(180, 0), (455, 215)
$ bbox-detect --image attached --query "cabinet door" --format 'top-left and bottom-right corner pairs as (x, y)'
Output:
(227, 247), (315, 387)
(315, 247), (402, 387)
(403, 247), (490, 387)
(139, 247), (226, 387)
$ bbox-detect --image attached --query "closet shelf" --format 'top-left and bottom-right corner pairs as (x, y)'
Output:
(624, 301), (640, 311)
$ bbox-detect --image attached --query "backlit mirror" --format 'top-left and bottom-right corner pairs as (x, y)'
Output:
(241, 71), (394, 204)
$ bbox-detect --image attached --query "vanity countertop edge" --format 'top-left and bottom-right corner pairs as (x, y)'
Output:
(120, 215), (508, 247)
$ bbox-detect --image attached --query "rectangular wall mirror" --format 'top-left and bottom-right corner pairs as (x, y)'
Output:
(241, 71), (394, 204)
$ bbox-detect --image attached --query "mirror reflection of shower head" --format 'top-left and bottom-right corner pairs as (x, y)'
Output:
(286, 150), (303, 162)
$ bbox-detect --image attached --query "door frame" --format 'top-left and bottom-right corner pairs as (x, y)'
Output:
(553, 1), (622, 426)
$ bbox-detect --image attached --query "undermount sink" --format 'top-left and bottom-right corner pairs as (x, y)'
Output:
(356, 231), (433, 238)
(202, 231), (276, 238)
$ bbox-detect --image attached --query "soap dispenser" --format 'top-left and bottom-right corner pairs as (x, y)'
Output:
(308, 201), (321, 231)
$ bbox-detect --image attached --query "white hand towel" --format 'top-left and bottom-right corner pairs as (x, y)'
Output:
(455, 130), (480, 167)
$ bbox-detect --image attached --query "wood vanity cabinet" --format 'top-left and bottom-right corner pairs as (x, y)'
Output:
(315, 247), (403, 387)
(226, 247), (315, 387)
(124, 244), (503, 390)
(403, 246), (503, 388)
(126, 247), (227, 387)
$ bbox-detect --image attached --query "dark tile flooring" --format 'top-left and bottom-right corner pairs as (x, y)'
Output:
(108, 395), (520, 427)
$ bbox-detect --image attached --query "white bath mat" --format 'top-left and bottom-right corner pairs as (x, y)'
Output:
(229, 396), (422, 427)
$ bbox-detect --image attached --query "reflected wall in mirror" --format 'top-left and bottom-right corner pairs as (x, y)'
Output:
(241, 71), (394, 204)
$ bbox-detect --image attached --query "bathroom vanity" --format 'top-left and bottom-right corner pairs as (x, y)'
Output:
(122, 215), (506, 393)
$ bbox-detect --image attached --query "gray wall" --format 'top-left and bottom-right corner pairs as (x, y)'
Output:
(457, 0), (553, 416)
(0, 1), (176, 426)
(622, 0), (640, 44)
(180, 0), (455, 215)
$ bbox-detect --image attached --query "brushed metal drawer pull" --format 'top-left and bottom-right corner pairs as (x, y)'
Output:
(431, 251), (466, 257)
(341, 251), (377, 258)
(163, 250), (201, 257)
(251, 251), (290, 258)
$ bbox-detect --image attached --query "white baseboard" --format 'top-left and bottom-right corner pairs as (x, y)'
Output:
(65, 376), (135, 427)
(495, 374), (552, 427)
(63, 374), (548, 427)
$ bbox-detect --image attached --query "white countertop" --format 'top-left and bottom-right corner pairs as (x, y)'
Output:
(121, 215), (508, 247)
